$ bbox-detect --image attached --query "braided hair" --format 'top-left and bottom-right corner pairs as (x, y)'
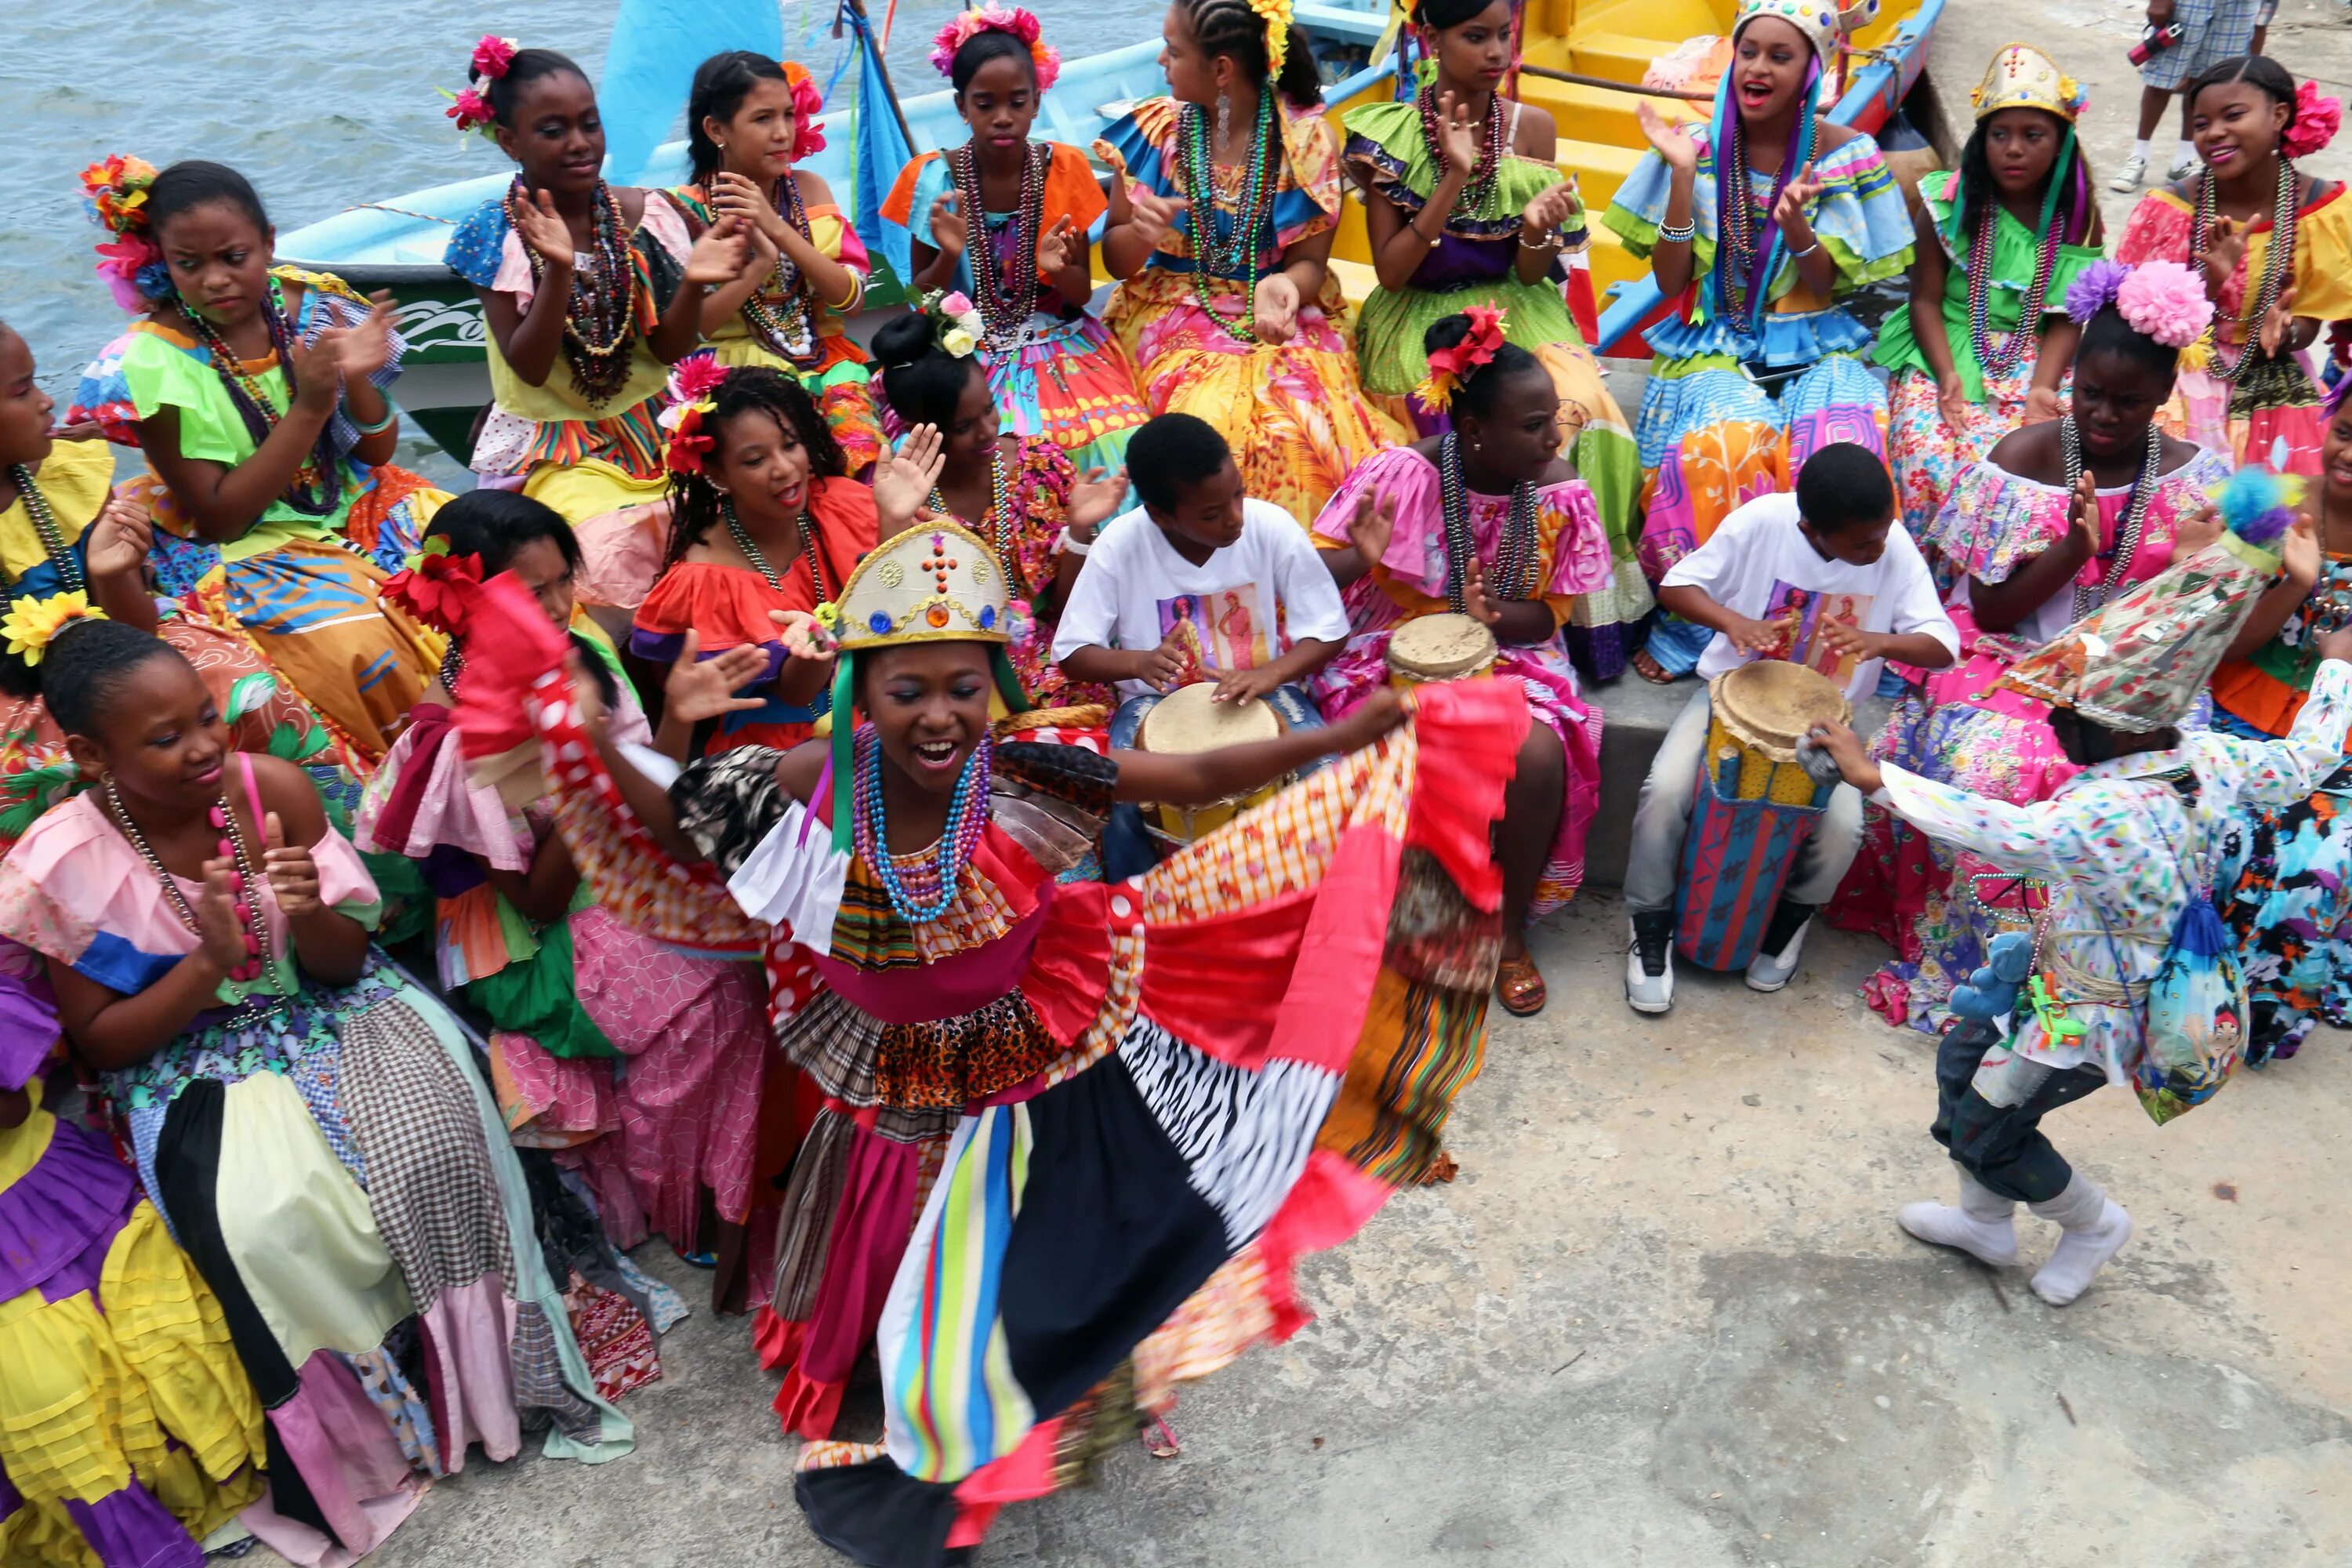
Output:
(24, 617), (178, 733)
(870, 310), (983, 434)
(1174, 0), (1322, 108)
(476, 47), (591, 129)
(1423, 313), (1543, 422)
(686, 51), (791, 187)
(662, 365), (845, 571)
(423, 489), (618, 708)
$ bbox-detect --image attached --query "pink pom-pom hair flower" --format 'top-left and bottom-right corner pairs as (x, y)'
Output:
(929, 6), (1062, 92)
(2284, 79), (2343, 162)
(471, 34), (519, 79)
(446, 87), (495, 136)
(2114, 259), (2215, 350)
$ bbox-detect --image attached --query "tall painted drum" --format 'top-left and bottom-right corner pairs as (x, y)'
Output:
(1136, 681), (1290, 844)
(1385, 613), (1498, 689)
(1676, 660), (1851, 971)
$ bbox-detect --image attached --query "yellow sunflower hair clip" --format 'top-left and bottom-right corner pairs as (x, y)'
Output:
(1, 592), (107, 666)
(1247, 0), (1295, 77)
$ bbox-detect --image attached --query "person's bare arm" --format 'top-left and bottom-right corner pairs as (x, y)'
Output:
(1112, 688), (1406, 803)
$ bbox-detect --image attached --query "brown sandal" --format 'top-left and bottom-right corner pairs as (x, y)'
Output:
(1497, 954), (1548, 1016)
(1630, 648), (1677, 685)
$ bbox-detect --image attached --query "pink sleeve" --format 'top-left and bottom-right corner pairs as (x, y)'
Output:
(1309, 445), (1446, 596)
(2115, 197), (2192, 266)
(311, 827), (383, 917)
(1536, 480), (1617, 597)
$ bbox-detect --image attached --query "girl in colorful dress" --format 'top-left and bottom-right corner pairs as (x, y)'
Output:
(448, 512), (1514, 1564)
(2115, 56), (2350, 474)
(1878, 45), (2104, 540)
(867, 302), (1131, 706)
(882, 7), (1152, 473)
(1832, 260), (2230, 1036)
(2, 323), (330, 853)
(0, 615), (628, 1565)
(1312, 310), (1614, 1016)
(630, 361), (927, 753)
(442, 41), (746, 531)
(2213, 383), (2352, 1064)
(356, 490), (774, 1309)
(1602, 0), (1913, 682)
(1341, 0), (1651, 679)
(0, 975), (267, 1568)
(673, 50), (885, 474)
(1094, 0), (1403, 525)
(68, 158), (447, 767)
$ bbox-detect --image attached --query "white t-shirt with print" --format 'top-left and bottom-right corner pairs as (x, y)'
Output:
(1051, 498), (1350, 702)
(1661, 492), (1959, 700)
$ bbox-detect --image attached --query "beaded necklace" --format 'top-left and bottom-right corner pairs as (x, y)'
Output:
(851, 723), (993, 924)
(952, 143), (1049, 347)
(1177, 93), (1279, 344)
(1437, 431), (1539, 612)
(738, 174), (824, 369)
(2194, 162), (2299, 386)
(178, 278), (342, 517)
(104, 774), (275, 993)
(0, 465), (88, 605)
(1715, 108), (1815, 330)
(1416, 82), (1506, 216)
(926, 445), (1022, 590)
(723, 496), (832, 600)
(2059, 416), (2166, 619)
(510, 180), (640, 406)
(1965, 172), (2067, 379)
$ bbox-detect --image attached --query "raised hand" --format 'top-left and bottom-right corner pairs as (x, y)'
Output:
(1462, 557), (1502, 629)
(195, 858), (249, 975)
(1773, 162), (1824, 230)
(2197, 213), (2249, 293)
(2066, 470), (2100, 557)
(1129, 188), (1189, 249)
(329, 291), (400, 379)
(874, 425), (947, 526)
(1253, 272), (1301, 345)
(2259, 282), (2299, 358)
(261, 810), (321, 918)
(1435, 91), (1482, 178)
(685, 217), (753, 286)
(1037, 216), (1083, 278)
(665, 629), (772, 724)
(512, 188), (576, 265)
(2281, 514), (2322, 588)
(82, 495), (153, 581)
(1068, 466), (1131, 529)
(928, 191), (971, 257)
(1635, 101), (1700, 172)
(1346, 490), (1396, 566)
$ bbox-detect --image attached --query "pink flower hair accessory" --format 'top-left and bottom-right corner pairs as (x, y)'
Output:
(2114, 260), (2214, 350)
(471, 34), (519, 79)
(446, 87), (495, 136)
(930, 7), (1062, 92)
(2284, 79), (2343, 161)
(781, 60), (829, 161)
(659, 353), (731, 477)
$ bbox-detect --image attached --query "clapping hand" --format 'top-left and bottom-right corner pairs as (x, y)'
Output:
(771, 608), (839, 662)
(710, 171), (784, 240)
(1037, 216), (1084, 277)
(1346, 490), (1396, 566)
(2066, 470), (2101, 556)
(2173, 502), (2224, 557)
(329, 291), (400, 379)
(511, 188), (576, 265)
(1520, 181), (1579, 245)
(1462, 557), (1504, 629)
(2281, 514), (2321, 589)
(928, 191), (971, 257)
(1726, 604), (1799, 657)
(2259, 282), (2300, 358)
(1128, 188), (1189, 249)
(874, 425), (947, 527)
(1772, 163), (1824, 231)
(195, 858), (249, 975)
(1635, 102), (1701, 173)
(1069, 466), (1130, 530)
(262, 811), (321, 918)
(684, 217), (753, 287)
(1253, 272), (1302, 344)
(2197, 213), (2249, 293)
(1433, 90), (1482, 179)
(664, 630), (772, 724)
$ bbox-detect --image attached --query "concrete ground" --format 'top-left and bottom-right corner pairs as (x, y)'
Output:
(304, 903), (2352, 1568)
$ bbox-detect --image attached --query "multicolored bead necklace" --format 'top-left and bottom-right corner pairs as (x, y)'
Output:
(1966, 172), (2066, 379)
(0, 466), (87, 605)
(952, 142), (1049, 347)
(851, 723), (993, 924)
(926, 444), (1021, 590)
(1416, 82), (1506, 215)
(1715, 109), (1815, 330)
(1177, 93), (1279, 344)
(510, 180), (640, 406)
(2194, 161), (2299, 386)
(1438, 431), (1538, 611)
(105, 774), (277, 993)
(2059, 415), (2165, 619)
(724, 496), (832, 600)
(739, 175), (823, 370)
(179, 278), (342, 517)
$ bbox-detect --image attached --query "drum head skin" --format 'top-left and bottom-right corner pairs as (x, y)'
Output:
(1386, 614), (1498, 683)
(1139, 681), (1286, 756)
(1709, 661), (1851, 764)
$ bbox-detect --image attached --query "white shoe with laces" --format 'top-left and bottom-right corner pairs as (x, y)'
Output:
(1744, 915), (1810, 993)
(1624, 915), (1675, 1014)
(2107, 153), (2148, 193)
(2166, 152), (2199, 182)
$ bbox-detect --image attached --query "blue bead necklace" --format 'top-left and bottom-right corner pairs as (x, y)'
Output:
(853, 724), (994, 924)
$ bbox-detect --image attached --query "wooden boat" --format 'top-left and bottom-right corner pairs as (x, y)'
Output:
(280, 0), (1941, 464)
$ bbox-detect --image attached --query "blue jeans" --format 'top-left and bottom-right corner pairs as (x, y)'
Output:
(1102, 684), (1327, 877)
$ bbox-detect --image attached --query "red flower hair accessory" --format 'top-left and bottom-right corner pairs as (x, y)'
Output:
(1413, 305), (1510, 412)
(78, 155), (169, 310)
(659, 352), (731, 477)
(781, 61), (829, 161)
(2285, 79), (2343, 161)
(381, 538), (488, 637)
(471, 34), (518, 78)
(928, 7), (1062, 92)
(443, 36), (520, 140)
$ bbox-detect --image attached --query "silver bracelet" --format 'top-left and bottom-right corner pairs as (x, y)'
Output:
(1658, 219), (1697, 244)
(1788, 238), (1821, 260)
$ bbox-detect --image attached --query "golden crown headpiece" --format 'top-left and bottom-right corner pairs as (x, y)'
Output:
(820, 520), (1011, 652)
(1970, 44), (2086, 124)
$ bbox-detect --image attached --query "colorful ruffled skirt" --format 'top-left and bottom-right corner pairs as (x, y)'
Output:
(1886, 360), (2067, 546)
(2215, 708), (2352, 1065)
(974, 312), (1151, 475)
(2160, 351), (2328, 477)
(1105, 269), (1405, 526)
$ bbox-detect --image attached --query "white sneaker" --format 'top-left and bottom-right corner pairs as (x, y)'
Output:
(1744, 916), (1809, 993)
(2107, 154), (2147, 193)
(1898, 1200), (2020, 1267)
(1625, 916), (1675, 1014)
(2031, 1200), (2133, 1306)
(2166, 152), (2198, 182)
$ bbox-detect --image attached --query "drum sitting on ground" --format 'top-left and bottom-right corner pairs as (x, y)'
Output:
(1385, 613), (1498, 689)
(1136, 681), (1290, 844)
(1677, 660), (1852, 971)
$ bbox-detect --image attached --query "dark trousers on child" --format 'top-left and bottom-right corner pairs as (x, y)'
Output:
(1930, 1019), (2110, 1204)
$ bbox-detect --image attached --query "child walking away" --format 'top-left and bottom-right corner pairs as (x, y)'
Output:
(69, 159), (447, 768)
(1341, 0), (1651, 679)
(671, 51), (885, 474)
(868, 301), (1131, 706)
(1602, 0), (1913, 684)
(2, 321), (330, 855)
(447, 514), (1519, 1566)
(629, 361), (930, 752)
(2116, 56), (2350, 474)
(883, 7), (1152, 473)
(356, 490), (773, 1314)
(443, 39), (746, 532)
(1624, 443), (1958, 1014)
(1878, 45), (2105, 538)
(1312, 311), (1617, 1015)
(0, 616), (628, 1565)
(1094, 0), (1404, 525)
(1808, 472), (2352, 1307)
(1053, 412), (1348, 869)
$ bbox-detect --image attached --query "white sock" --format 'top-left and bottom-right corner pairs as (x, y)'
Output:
(2132, 138), (2151, 161)
(2172, 140), (2197, 169)
(2027, 1174), (2132, 1306)
(1897, 1163), (2019, 1266)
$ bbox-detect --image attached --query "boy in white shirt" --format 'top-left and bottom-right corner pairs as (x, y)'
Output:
(1053, 413), (1351, 871)
(1624, 443), (1961, 1014)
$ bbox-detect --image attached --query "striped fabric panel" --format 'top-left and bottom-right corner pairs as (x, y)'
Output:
(1118, 1017), (1338, 1249)
(223, 546), (385, 637)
